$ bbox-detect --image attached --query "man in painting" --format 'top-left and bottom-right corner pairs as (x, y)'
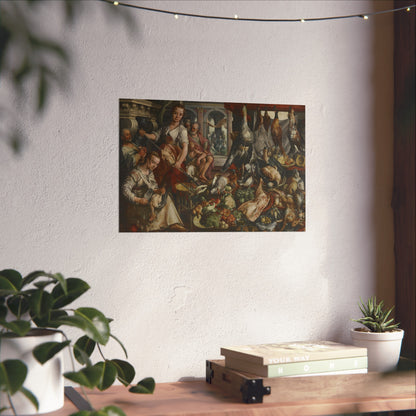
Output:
(122, 151), (186, 231)
(121, 128), (147, 174)
(187, 122), (214, 182)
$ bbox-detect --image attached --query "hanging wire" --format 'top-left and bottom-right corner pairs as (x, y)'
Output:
(100, 0), (415, 23)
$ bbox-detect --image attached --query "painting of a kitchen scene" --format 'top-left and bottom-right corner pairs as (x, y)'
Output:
(119, 99), (305, 232)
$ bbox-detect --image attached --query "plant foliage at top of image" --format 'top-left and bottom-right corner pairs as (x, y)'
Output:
(0, 269), (154, 416)
(0, 0), (134, 154)
(353, 296), (400, 333)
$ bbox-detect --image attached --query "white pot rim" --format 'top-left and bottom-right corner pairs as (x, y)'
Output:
(351, 327), (404, 341)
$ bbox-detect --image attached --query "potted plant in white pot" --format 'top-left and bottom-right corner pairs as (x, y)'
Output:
(351, 296), (404, 372)
(0, 268), (155, 416)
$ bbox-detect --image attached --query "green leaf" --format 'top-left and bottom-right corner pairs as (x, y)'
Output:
(128, 377), (155, 394)
(12, 57), (33, 85)
(110, 359), (135, 386)
(0, 276), (19, 296)
(0, 360), (27, 395)
(74, 335), (96, 365)
(52, 315), (90, 333)
(47, 310), (69, 328)
(19, 386), (39, 411)
(29, 290), (53, 326)
(0, 304), (7, 321)
(51, 278), (90, 309)
(94, 361), (117, 391)
(33, 340), (70, 364)
(69, 407), (127, 416)
(0, 269), (22, 291)
(37, 66), (48, 112)
(74, 308), (110, 345)
(68, 412), (91, 416)
(7, 295), (30, 318)
(97, 406), (127, 416)
(64, 366), (102, 389)
(22, 270), (50, 287)
(0, 319), (31, 336)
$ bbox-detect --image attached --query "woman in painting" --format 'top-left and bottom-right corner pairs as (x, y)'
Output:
(122, 151), (186, 231)
(141, 102), (189, 192)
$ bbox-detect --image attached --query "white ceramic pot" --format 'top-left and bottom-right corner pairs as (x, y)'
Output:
(0, 329), (64, 415)
(350, 328), (404, 372)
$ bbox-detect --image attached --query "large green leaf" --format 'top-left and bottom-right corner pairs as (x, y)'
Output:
(47, 309), (69, 328)
(64, 366), (102, 389)
(22, 270), (67, 292)
(96, 406), (127, 416)
(128, 377), (155, 394)
(29, 290), (53, 326)
(22, 270), (50, 287)
(51, 278), (90, 308)
(74, 308), (110, 345)
(7, 295), (30, 318)
(54, 309), (109, 345)
(94, 361), (117, 391)
(0, 269), (22, 291)
(19, 386), (39, 411)
(0, 319), (31, 336)
(0, 360), (27, 395)
(33, 340), (70, 364)
(0, 303), (7, 321)
(110, 359), (135, 386)
(74, 335), (96, 365)
(0, 276), (19, 296)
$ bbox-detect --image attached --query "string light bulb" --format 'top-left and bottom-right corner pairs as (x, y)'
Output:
(174, 14), (179, 19)
(100, 1), (416, 23)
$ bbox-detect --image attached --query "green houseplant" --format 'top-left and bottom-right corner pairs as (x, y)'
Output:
(0, 269), (155, 416)
(351, 296), (404, 372)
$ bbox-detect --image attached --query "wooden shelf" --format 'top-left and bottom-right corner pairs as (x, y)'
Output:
(50, 367), (415, 416)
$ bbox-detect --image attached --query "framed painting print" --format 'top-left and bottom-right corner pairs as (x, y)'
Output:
(119, 99), (305, 232)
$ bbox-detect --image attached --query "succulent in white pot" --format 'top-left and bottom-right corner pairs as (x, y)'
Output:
(351, 296), (404, 372)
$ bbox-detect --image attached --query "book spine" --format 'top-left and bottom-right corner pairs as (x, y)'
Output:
(285, 368), (368, 377)
(267, 356), (368, 377)
(221, 346), (368, 365)
(225, 356), (368, 377)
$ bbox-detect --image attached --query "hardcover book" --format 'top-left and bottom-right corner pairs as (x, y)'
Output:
(224, 355), (368, 377)
(220, 341), (368, 366)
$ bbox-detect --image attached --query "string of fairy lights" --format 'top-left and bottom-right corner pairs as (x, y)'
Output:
(99, 0), (415, 23)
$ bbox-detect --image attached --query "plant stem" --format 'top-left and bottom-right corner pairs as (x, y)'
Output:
(7, 393), (17, 416)
(97, 344), (106, 361)
(61, 332), (94, 411)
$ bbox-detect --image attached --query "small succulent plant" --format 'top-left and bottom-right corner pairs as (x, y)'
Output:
(353, 296), (400, 333)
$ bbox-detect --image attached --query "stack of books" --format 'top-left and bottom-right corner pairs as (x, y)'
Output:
(220, 340), (368, 378)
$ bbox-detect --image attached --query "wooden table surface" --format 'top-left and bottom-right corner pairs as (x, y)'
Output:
(49, 370), (415, 416)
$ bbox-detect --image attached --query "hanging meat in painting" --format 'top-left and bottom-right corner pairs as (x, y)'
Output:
(119, 99), (305, 232)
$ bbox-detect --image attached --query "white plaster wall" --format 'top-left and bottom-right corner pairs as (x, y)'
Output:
(0, 1), (394, 382)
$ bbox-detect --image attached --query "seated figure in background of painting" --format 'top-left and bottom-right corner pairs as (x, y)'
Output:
(187, 122), (214, 182)
(121, 128), (147, 174)
(122, 152), (186, 231)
